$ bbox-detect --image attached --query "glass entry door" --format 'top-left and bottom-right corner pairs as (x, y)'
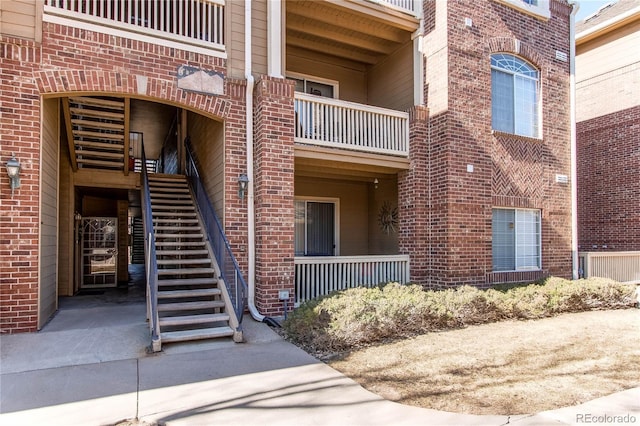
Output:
(81, 217), (118, 288)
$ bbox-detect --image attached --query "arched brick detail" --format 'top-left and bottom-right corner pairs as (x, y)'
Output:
(33, 70), (230, 119)
(487, 37), (543, 68)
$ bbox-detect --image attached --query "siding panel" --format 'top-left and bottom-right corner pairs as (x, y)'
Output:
(39, 97), (59, 328)
(188, 112), (225, 219)
(0, 0), (37, 40)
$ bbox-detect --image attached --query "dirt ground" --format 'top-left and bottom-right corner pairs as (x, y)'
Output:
(328, 309), (640, 415)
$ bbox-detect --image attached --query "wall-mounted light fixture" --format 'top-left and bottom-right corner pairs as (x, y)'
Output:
(238, 173), (249, 200)
(373, 178), (379, 189)
(5, 154), (21, 195)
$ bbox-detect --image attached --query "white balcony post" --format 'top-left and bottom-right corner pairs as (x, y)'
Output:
(267, 0), (283, 78)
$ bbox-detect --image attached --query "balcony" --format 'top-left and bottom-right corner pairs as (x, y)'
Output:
(43, 0), (225, 56)
(294, 93), (409, 157)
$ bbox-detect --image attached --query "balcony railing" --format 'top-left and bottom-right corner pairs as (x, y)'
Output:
(294, 93), (409, 157)
(378, 0), (417, 15)
(294, 255), (411, 305)
(579, 251), (640, 283)
(44, 0), (224, 53)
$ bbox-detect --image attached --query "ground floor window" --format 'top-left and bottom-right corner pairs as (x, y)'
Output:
(295, 198), (338, 256)
(492, 208), (541, 271)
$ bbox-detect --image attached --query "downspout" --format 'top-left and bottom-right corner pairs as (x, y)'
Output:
(244, 0), (263, 322)
(245, 0), (278, 326)
(570, 2), (579, 279)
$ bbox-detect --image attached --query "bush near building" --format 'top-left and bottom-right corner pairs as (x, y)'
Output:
(282, 277), (636, 354)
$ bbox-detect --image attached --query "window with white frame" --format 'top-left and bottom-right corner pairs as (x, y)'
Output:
(491, 54), (540, 138)
(492, 208), (541, 271)
(289, 74), (337, 98)
(493, 0), (550, 19)
(295, 199), (338, 256)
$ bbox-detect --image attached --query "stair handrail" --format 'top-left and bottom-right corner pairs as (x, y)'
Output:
(140, 142), (161, 351)
(184, 141), (248, 323)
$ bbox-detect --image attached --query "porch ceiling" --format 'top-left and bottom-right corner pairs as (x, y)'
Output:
(295, 144), (408, 182)
(286, 0), (418, 66)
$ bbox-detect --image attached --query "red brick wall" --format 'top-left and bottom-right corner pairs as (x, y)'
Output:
(419, 0), (573, 286)
(0, 38), (41, 333)
(0, 24), (246, 332)
(253, 76), (296, 316)
(577, 105), (640, 251)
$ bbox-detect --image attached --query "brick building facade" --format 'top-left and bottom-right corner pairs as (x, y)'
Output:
(576, 0), (640, 253)
(1, 0), (574, 334)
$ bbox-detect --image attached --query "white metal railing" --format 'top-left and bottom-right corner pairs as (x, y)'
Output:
(377, 0), (417, 15)
(44, 0), (224, 52)
(294, 93), (409, 157)
(579, 251), (640, 283)
(294, 255), (411, 305)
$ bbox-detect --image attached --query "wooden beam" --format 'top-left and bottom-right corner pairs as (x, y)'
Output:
(74, 140), (125, 151)
(123, 98), (130, 176)
(287, 35), (380, 64)
(61, 98), (78, 171)
(286, 2), (409, 44)
(286, 18), (397, 55)
(325, 0), (419, 32)
(76, 158), (123, 168)
(74, 130), (124, 141)
(70, 119), (124, 131)
(295, 144), (409, 173)
(69, 96), (125, 109)
(74, 168), (140, 190)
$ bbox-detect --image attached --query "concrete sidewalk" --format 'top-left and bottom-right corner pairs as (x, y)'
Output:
(1, 300), (638, 426)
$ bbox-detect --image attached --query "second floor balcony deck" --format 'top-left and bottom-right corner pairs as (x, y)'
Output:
(294, 92), (409, 158)
(43, 0), (225, 55)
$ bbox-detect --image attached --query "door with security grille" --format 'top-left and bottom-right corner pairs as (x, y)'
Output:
(81, 217), (118, 288)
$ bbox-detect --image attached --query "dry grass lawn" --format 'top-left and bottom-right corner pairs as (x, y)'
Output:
(328, 309), (640, 415)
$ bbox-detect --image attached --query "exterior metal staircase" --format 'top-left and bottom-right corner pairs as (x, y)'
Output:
(148, 173), (241, 345)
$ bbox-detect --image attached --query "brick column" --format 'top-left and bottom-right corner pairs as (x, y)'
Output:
(399, 106), (430, 286)
(0, 38), (41, 333)
(253, 76), (296, 316)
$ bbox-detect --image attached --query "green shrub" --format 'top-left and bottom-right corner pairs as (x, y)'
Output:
(282, 277), (635, 354)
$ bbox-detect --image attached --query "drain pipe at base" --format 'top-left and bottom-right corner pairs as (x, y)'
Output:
(244, 0), (280, 327)
(569, 1), (579, 280)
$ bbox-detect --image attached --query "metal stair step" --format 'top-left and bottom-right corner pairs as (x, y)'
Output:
(159, 313), (230, 327)
(155, 233), (204, 239)
(151, 199), (193, 205)
(161, 326), (235, 343)
(149, 187), (190, 193)
(158, 277), (218, 286)
(152, 205), (196, 211)
(152, 212), (197, 217)
(158, 288), (221, 299)
(150, 191), (191, 202)
(155, 241), (206, 247)
(158, 300), (225, 311)
(153, 218), (199, 224)
(155, 249), (209, 256)
(158, 267), (215, 275)
(154, 225), (202, 231)
(157, 258), (211, 266)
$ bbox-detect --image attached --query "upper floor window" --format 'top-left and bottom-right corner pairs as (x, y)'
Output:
(492, 0), (550, 19)
(491, 54), (540, 139)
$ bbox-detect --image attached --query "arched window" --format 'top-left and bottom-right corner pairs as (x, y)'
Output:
(491, 54), (540, 138)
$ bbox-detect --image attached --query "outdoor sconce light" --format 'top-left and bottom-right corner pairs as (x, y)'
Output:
(5, 154), (21, 195)
(238, 173), (249, 200)
(373, 178), (379, 189)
